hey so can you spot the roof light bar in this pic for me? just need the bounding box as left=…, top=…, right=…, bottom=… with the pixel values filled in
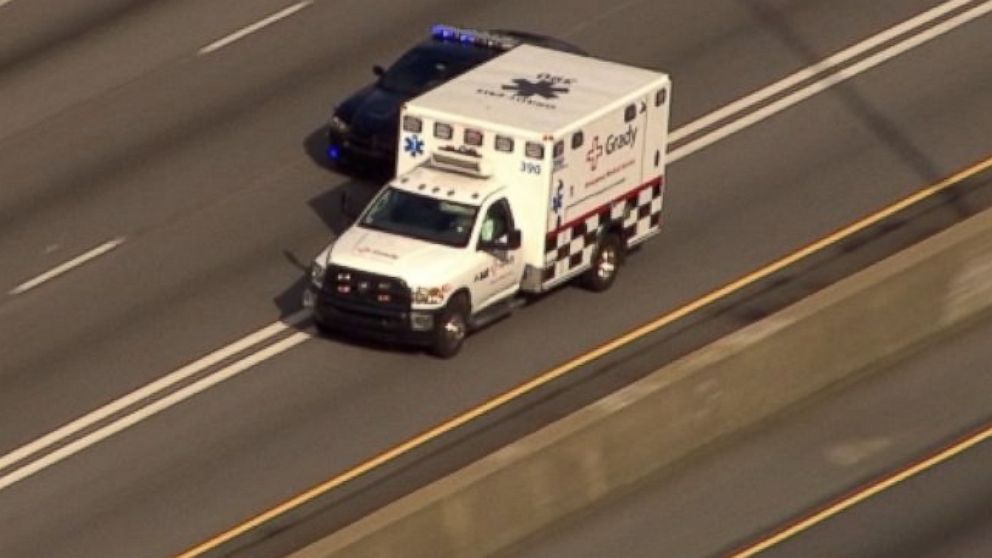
left=430, top=24, right=520, bottom=51
left=431, top=147, right=491, bottom=177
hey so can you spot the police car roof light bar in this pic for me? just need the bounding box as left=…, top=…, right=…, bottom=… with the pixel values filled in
left=430, top=24, right=519, bottom=51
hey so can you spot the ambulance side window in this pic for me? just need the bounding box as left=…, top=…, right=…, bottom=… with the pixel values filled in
left=571, top=131, right=584, bottom=149
left=479, top=199, right=514, bottom=243
left=624, top=104, right=636, bottom=122
left=655, top=88, right=668, bottom=106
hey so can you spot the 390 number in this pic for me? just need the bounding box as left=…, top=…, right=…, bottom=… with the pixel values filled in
left=520, top=162, right=542, bottom=175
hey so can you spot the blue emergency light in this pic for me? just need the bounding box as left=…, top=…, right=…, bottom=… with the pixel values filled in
left=431, top=24, right=456, bottom=40
left=430, top=24, right=519, bottom=51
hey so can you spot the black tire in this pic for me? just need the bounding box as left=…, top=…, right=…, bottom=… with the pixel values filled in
left=580, top=233, right=623, bottom=292
left=431, top=294, right=470, bottom=358
left=313, top=313, right=333, bottom=336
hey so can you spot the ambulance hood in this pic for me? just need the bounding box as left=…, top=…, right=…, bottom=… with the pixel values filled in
left=321, top=226, right=464, bottom=287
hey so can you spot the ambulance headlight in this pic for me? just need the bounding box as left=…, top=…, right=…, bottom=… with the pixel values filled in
left=310, top=262, right=326, bottom=287
left=413, top=286, right=446, bottom=305
left=329, top=115, right=350, bottom=135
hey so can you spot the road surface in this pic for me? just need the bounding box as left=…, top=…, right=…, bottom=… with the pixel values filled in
left=0, top=1, right=990, bottom=556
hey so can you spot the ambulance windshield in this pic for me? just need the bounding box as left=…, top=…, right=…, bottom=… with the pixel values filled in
left=360, top=187, right=478, bottom=248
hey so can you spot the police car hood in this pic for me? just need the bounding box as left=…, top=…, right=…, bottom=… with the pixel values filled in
left=327, top=226, right=462, bottom=286
left=339, top=85, right=404, bottom=140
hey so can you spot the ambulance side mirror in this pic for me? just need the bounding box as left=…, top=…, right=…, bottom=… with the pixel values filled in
left=506, top=229, right=522, bottom=250
left=478, top=229, right=521, bottom=251
left=340, top=190, right=358, bottom=223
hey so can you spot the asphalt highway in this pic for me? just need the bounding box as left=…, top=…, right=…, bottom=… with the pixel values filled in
left=501, top=316, right=992, bottom=558
left=0, top=1, right=990, bottom=557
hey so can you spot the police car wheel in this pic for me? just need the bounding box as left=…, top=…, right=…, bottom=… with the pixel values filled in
left=313, top=314, right=333, bottom=335
left=431, top=294, right=469, bottom=358
left=581, top=234, right=622, bottom=292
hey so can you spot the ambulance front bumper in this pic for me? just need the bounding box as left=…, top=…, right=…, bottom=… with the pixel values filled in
left=304, top=286, right=438, bottom=346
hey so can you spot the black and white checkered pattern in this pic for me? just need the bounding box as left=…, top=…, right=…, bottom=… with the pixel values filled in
left=542, top=177, right=664, bottom=285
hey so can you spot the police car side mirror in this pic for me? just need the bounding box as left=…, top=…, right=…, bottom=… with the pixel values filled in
left=372, top=65, right=385, bottom=77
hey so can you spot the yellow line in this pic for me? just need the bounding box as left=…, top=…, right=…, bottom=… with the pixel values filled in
left=174, top=154, right=992, bottom=558
left=731, top=422, right=992, bottom=557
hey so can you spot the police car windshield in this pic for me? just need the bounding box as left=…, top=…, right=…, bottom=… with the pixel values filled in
left=378, top=46, right=488, bottom=95
left=360, top=187, right=478, bottom=248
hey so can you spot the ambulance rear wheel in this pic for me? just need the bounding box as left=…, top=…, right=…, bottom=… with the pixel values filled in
left=431, top=294, right=469, bottom=358
left=581, top=234, right=622, bottom=292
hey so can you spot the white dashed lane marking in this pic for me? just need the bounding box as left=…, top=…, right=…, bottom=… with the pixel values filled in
left=197, top=1, right=313, bottom=55
left=8, top=237, right=126, bottom=296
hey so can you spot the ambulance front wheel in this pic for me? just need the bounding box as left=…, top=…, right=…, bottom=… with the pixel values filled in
left=431, top=293, right=469, bottom=358
left=581, top=233, right=623, bottom=292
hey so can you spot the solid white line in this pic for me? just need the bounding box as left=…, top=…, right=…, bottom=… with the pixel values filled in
left=0, top=332, right=311, bottom=491
left=669, top=0, right=974, bottom=143
left=198, top=0, right=313, bottom=55
left=8, top=237, right=126, bottom=296
left=668, top=0, right=992, bottom=163
left=0, top=311, right=309, bottom=476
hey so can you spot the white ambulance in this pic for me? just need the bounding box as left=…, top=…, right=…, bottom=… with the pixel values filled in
left=304, top=43, right=671, bottom=357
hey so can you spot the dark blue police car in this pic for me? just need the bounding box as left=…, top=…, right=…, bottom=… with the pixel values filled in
left=326, top=25, right=585, bottom=171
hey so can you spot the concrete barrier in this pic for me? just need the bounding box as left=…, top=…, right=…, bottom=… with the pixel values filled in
left=290, top=207, right=992, bottom=558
